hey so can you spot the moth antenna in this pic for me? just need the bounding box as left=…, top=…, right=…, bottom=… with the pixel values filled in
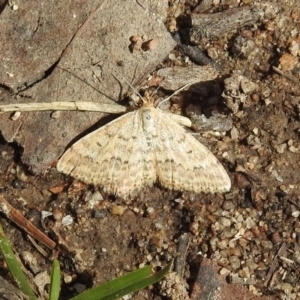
left=113, top=74, right=146, bottom=103
left=57, top=66, right=116, bottom=102
left=149, top=84, right=160, bottom=98
left=157, top=82, right=195, bottom=109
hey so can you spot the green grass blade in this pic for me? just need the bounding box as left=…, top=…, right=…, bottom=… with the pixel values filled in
left=0, top=222, right=38, bottom=300
left=49, top=259, right=61, bottom=300
left=70, top=262, right=172, bottom=300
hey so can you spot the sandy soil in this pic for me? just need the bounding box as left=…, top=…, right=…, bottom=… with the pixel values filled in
left=0, top=0, right=300, bottom=299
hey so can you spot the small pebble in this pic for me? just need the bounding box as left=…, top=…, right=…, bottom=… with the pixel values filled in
left=111, top=205, right=126, bottom=216
left=279, top=53, right=298, bottom=71
left=217, top=239, right=229, bottom=250
left=52, top=208, right=63, bottom=221
left=261, top=240, right=273, bottom=250
left=62, top=215, right=73, bottom=226
left=251, top=93, right=260, bottom=102
left=220, top=217, right=231, bottom=227
left=64, top=275, right=73, bottom=284
left=229, top=255, right=241, bottom=270
left=245, top=217, right=256, bottom=229
left=219, top=267, right=230, bottom=276
left=11, top=111, right=21, bottom=121
left=289, top=145, right=297, bottom=153
left=239, top=267, right=251, bottom=278
left=74, top=283, right=86, bottom=294
left=12, top=178, right=25, bottom=189
left=222, top=201, right=236, bottom=211
left=271, top=231, right=281, bottom=243
left=281, top=283, right=293, bottom=293
left=292, top=211, right=300, bottom=218
left=275, top=143, right=287, bottom=154
left=293, top=251, right=300, bottom=264
left=51, top=111, right=60, bottom=119
left=146, top=207, right=155, bottom=215
left=264, top=98, right=272, bottom=106
left=230, top=126, right=239, bottom=140
left=289, top=40, right=299, bottom=56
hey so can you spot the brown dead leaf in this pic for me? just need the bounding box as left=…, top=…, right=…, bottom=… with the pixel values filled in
left=49, top=184, right=69, bottom=194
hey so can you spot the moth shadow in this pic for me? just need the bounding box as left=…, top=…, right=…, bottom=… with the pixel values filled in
left=63, top=112, right=124, bottom=150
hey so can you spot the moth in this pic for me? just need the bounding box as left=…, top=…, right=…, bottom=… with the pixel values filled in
left=57, top=91, right=231, bottom=198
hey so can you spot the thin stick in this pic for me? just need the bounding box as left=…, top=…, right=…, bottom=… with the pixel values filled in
left=27, top=235, right=49, bottom=258
left=0, top=101, right=127, bottom=114
left=0, top=195, right=56, bottom=250
left=272, top=66, right=300, bottom=85
left=0, top=101, right=192, bottom=127
left=174, top=233, right=189, bottom=277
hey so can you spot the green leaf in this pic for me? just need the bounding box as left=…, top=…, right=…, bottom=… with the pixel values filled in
left=49, top=259, right=61, bottom=300
left=70, top=262, right=172, bottom=300
left=0, top=222, right=38, bottom=300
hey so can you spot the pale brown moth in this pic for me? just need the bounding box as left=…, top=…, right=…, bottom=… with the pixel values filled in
left=57, top=87, right=231, bottom=198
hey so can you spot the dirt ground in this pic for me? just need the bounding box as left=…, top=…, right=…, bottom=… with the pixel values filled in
left=1, top=0, right=300, bottom=299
